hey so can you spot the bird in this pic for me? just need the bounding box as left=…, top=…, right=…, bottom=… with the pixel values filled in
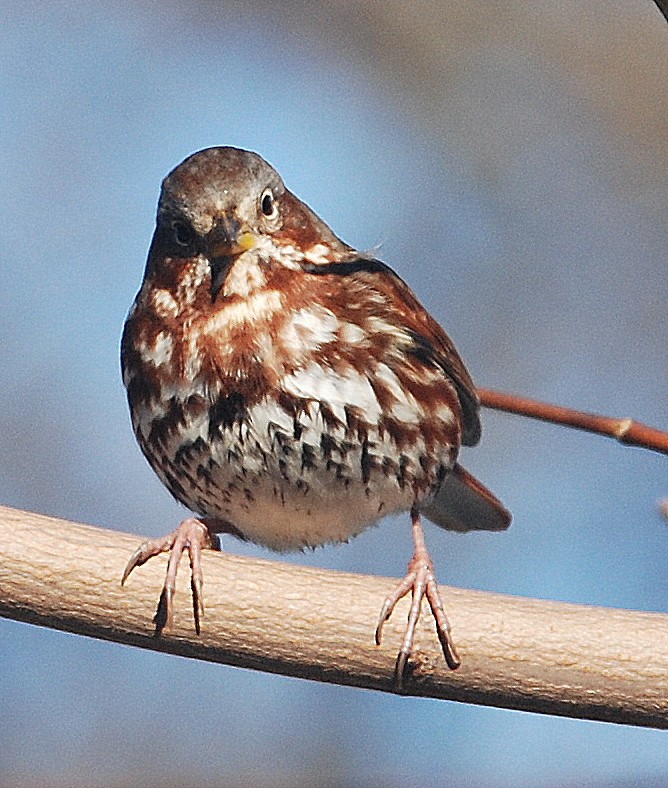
left=120, top=146, right=511, bottom=686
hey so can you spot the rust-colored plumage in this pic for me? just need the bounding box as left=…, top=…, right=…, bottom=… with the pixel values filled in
left=121, top=147, right=510, bottom=685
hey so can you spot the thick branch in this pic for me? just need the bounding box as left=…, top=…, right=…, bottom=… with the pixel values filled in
left=0, top=504, right=666, bottom=728
left=479, top=388, right=668, bottom=456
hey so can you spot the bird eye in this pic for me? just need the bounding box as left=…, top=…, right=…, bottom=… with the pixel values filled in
left=260, top=189, right=278, bottom=219
left=171, top=220, right=196, bottom=248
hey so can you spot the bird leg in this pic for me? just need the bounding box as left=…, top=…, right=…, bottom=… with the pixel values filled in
left=121, top=517, right=220, bottom=635
left=376, top=508, right=460, bottom=688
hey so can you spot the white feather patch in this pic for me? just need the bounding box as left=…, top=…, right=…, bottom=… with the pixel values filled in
left=338, top=322, right=366, bottom=344
left=303, top=243, right=332, bottom=264
left=375, top=363, right=422, bottom=424
left=151, top=288, right=179, bottom=318
left=139, top=331, right=174, bottom=367
left=282, top=363, right=382, bottom=423
left=222, top=254, right=267, bottom=298
left=203, top=290, right=284, bottom=335
left=287, top=305, right=339, bottom=349
left=435, top=403, right=456, bottom=425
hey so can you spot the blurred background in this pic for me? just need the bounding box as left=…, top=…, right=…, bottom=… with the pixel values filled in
left=1, top=1, right=667, bottom=785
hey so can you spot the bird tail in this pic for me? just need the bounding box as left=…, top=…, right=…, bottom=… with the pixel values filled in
left=421, top=464, right=512, bottom=533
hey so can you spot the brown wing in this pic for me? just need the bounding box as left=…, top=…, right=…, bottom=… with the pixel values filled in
left=302, top=258, right=481, bottom=445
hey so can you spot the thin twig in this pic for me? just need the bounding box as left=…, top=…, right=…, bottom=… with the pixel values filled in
left=478, top=388, right=668, bottom=456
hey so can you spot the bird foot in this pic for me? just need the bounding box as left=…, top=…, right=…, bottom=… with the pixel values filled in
left=121, top=518, right=218, bottom=635
left=375, top=513, right=460, bottom=688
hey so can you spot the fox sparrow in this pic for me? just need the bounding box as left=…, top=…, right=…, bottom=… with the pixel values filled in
left=121, top=146, right=511, bottom=686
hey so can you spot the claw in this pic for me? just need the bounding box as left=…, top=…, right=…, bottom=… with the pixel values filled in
left=121, top=550, right=141, bottom=586
left=375, top=572, right=414, bottom=646
left=121, top=533, right=176, bottom=586
left=121, top=518, right=214, bottom=635
left=377, top=510, right=460, bottom=689
left=192, top=576, right=203, bottom=635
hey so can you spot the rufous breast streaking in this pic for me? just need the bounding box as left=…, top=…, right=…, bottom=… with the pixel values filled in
left=121, top=146, right=511, bottom=686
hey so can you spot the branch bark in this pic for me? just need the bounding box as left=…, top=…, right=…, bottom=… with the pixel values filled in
left=0, top=504, right=666, bottom=728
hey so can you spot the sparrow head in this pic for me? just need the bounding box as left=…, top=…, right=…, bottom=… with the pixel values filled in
left=162, top=147, right=284, bottom=243
left=143, top=147, right=348, bottom=303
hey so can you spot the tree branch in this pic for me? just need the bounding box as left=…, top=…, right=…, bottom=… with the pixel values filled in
left=1, top=504, right=666, bottom=728
left=478, top=388, right=668, bottom=456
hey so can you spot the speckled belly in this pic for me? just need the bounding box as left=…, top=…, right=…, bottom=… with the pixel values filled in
left=145, top=395, right=451, bottom=551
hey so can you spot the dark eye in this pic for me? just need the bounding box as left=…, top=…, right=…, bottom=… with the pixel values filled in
left=260, top=189, right=278, bottom=219
left=171, top=220, right=196, bottom=248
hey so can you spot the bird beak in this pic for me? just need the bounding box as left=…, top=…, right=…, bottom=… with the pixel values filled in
left=207, top=220, right=256, bottom=259
left=206, top=217, right=257, bottom=301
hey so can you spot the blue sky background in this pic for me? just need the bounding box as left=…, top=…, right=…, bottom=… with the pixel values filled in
left=0, top=2, right=666, bottom=785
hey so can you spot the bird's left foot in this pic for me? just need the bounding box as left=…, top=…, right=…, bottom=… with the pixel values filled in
left=121, top=517, right=218, bottom=635
left=375, top=510, right=460, bottom=688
